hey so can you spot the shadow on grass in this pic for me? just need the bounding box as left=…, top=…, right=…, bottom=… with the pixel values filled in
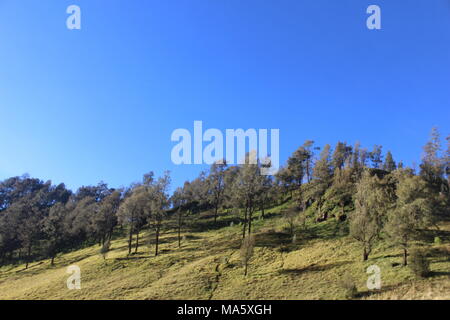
left=115, top=255, right=152, bottom=261
left=14, top=261, right=45, bottom=274
left=430, top=271, right=450, bottom=277
left=420, top=227, right=450, bottom=243
left=187, top=215, right=240, bottom=233
left=357, top=284, right=399, bottom=299
left=279, top=261, right=352, bottom=275
left=381, top=253, right=403, bottom=259
left=427, top=247, right=450, bottom=260
left=303, top=221, right=349, bottom=241
left=254, top=230, right=291, bottom=248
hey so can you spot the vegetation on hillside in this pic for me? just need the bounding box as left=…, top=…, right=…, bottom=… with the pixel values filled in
left=0, top=128, right=449, bottom=300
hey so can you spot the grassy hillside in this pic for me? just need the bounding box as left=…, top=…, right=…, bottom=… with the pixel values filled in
left=0, top=203, right=449, bottom=300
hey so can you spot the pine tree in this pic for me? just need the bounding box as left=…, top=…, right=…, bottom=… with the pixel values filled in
left=286, top=147, right=306, bottom=189
left=370, top=145, right=383, bottom=169
left=420, top=127, right=444, bottom=190
left=332, top=142, right=347, bottom=171
left=331, top=142, right=354, bottom=170
left=383, top=151, right=397, bottom=172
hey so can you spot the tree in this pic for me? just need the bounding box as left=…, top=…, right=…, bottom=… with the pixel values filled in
left=187, top=172, right=210, bottom=214
left=233, top=152, right=264, bottom=238
left=349, top=171, right=385, bottom=261
left=385, top=175, right=432, bottom=266
left=75, top=182, right=110, bottom=202
left=383, top=151, right=397, bottom=172
left=100, top=239, right=111, bottom=260
left=207, top=161, right=227, bottom=223
left=283, top=206, right=298, bottom=241
left=302, top=140, right=316, bottom=183
left=285, top=145, right=307, bottom=189
left=360, top=148, right=369, bottom=168
left=147, top=172, right=171, bottom=256
left=258, top=173, right=275, bottom=219
left=42, top=203, right=68, bottom=265
left=332, top=142, right=352, bottom=171
left=307, top=144, right=333, bottom=220
left=275, top=167, right=294, bottom=196
left=280, top=141, right=315, bottom=190
left=95, top=190, right=121, bottom=245
left=370, top=145, right=383, bottom=169
left=240, top=235, right=255, bottom=276
left=171, top=187, right=189, bottom=248
left=350, top=142, right=368, bottom=180
left=420, top=127, right=444, bottom=191
left=328, top=167, right=354, bottom=220
left=65, top=196, right=97, bottom=244
left=12, top=196, right=44, bottom=269
left=117, top=190, right=145, bottom=255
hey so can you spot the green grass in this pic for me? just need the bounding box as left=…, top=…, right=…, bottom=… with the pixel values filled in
left=1, top=203, right=449, bottom=300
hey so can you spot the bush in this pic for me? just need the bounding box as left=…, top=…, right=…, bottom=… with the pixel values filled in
left=434, top=237, right=442, bottom=245
left=339, top=273, right=358, bottom=299
left=409, top=249, right=430, bottom=278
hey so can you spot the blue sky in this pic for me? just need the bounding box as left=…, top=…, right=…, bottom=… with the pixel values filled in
left=0, top=0, right=449, bottom=192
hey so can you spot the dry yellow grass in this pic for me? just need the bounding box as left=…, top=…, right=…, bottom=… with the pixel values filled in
left=0, top=209, right=449, bottom=300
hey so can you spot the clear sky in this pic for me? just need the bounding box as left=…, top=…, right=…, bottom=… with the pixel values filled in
left=0, top=0, right=449, bottom=192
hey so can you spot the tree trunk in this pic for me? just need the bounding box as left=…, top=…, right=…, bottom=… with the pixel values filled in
left=214, top=206, right=218, bottom=224
left=244, top=263, right=248, bottom=276
left=317, top=197, right=321, bottom=217
left=261, top=205, right=265, bottom=219
left=128, top=229, right=133, bottom=255
left=248, top=211, right=252, bottom=235
left=403, top=248, right=408, bottom=266
left=51, top=256, right=55, bottom=266
left=26, top=244, right=31, bottom=269
left=135, top=231, right=139, bottom=253
left=178, top=213, right=182, bottom=248
left=363, top=247, right=369, bottom=261
left=155, top=226, right=160, bottom=257
left=242, top=208, right=248, bottom=239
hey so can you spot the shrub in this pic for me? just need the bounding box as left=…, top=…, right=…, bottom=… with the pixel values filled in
left=409, top=249, right=430, bottom=278
left=434, top=237, right=442, bottom=245
left=339, top=273, right=358, bottom=299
